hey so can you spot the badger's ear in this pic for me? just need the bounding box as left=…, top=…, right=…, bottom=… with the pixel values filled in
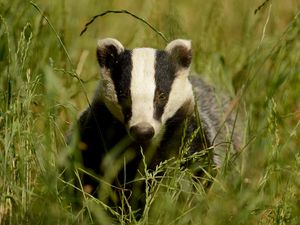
left=165, top=39, right=192, bottom=68
left=97, top=38, right=124, bottom=68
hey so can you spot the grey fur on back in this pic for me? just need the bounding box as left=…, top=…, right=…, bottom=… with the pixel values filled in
left=190, top=75, right=242, bottom=165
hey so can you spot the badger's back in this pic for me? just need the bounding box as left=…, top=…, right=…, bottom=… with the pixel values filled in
left=190, top=76, right=241, bottom=165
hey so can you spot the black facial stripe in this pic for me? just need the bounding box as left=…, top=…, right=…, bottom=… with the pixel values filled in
left=110, top=50, right=133, bottom=123
left=154, top=50, right=176, bottom=121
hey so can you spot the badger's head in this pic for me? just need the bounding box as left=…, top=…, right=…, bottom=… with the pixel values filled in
left=97, top=38, right=194, bottom=143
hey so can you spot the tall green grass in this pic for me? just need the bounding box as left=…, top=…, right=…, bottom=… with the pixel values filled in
left=1, top=0, right=300, bottom=224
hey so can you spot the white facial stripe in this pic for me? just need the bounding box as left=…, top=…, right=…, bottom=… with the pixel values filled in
left=162, top=69, right=194, bottom=123
left=129, top=48, right=161, bottom=134
left=100, top=68, right=124, bottom=122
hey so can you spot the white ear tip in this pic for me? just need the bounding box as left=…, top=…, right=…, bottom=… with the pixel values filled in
left=165, top=39, right=191, bottom=52
left=97, top=38, right=124, bottom=53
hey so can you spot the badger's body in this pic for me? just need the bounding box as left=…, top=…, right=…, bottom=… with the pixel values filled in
left=73, top=38, right=241, bottom=208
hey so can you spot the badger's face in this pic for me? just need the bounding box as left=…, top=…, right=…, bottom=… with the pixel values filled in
left=97, top=38, right=194, bottom=143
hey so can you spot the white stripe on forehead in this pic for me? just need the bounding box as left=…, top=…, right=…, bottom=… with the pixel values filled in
left=129, top=48, right=160, bottom=134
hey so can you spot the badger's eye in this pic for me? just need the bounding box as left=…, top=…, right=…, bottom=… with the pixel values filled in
left=159, top=92, right=167, bottom=101
left=124, top=113, right=131, bottom=120
left=119, top=93, right=126, bottom=98
left=118, top=90, right=128, bottom=99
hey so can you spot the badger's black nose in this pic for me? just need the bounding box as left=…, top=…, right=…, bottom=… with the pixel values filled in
left=129, top=122, right=155, bottom=142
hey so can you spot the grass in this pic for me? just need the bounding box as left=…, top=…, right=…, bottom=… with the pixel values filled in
left=1, top=0, right=300, bottom=224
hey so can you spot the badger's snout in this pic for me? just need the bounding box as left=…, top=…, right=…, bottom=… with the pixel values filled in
left=129, top=122, right=155, bottom=142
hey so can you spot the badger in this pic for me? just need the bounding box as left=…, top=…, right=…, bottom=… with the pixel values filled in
left=72, top=38, right=241, bottom=209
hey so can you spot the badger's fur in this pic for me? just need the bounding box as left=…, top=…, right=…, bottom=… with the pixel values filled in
left=73, top=38, right=241, bottom=207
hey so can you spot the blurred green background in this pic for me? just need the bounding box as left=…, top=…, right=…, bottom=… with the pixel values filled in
left=0, top=0, right=300, bottom=224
